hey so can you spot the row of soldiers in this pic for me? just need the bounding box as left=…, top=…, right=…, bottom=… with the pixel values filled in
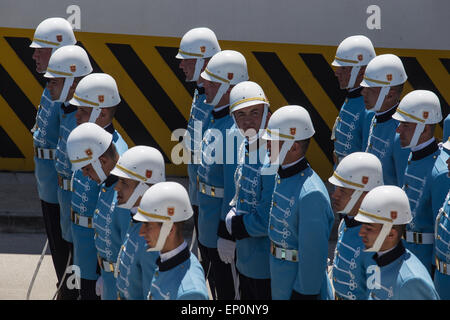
left=30, top=17, right=449, bottom=300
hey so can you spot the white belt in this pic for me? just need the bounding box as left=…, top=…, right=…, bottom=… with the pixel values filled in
left=404, top=231, right=434, bottom=245
left=98, top=255, right=115, bottom=273
left=34, top=147, right=56, bottom=160
left=197, top=176, right=224, bottom=198
left=436, top=257, right=450, bottom=276
left=270, top=241, right=298, bottom=262
left=71, top=210, right=94, bottom=229
left=58, top=175, right=72, bottom=191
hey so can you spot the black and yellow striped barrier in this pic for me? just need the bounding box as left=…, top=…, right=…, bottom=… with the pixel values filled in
left=1, top=27, right=449, bottom=179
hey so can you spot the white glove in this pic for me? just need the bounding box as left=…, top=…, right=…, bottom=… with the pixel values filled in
left=225, top=207, right=236, bottom=235
left=95, top=276, right=103, bottom=297
left=217, top=237, right=236, bottom=264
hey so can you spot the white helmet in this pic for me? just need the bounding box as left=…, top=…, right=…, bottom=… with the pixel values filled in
left=361, top=54, right=407, bottom=112
left=355, top=185, right=412, bottom=252
left=393, top=90, right=443, bottom=148
left=67, top=122, right=113, bottom=184
left=30, top=17, right=76, bottom=50
left=44, top=45, right=93, bottom=102
left=69, top=73, right=120, bottom=123
left=229, top=81, right=270, bottom=142
left=134, top=182, right=193, bottom=252
left=332, top=35, right=376, bottom=88
left=110, top=146, right=166, bottom=209
left=200, top=50, right=249, bottom=106
left=262, top=105, right=314, bottom=173
left=328, top=152, right=384, bottom=214
left=176, top=27, right=221, bottom=82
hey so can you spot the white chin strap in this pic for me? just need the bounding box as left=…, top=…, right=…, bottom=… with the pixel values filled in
left=369, top=86, right=390, bottom=112
left=88, top=107, right=102, bottom=123
left=190, top=58, right=205, bottom=82
left=403, top=123, right=426, bottom=149
left=209, top=83, right=230, bottom=106
left=55, top=77, right=74, bottom=102
left=146, top=221, right=174, bottom=252
left=364, top=222, right=393, bottom=252
left=117, top=182, right=149, bottom=209
left=338, top=190, right=363, bottom=214
left=346, top=66, right=361, bottom=89
left=92, top=159, right=108, bottom=184
left=261, top=139, right=294, bottom=176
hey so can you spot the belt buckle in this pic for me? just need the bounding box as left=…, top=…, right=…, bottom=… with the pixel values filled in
left=280, top=248, right=286, bottom=260
left=211, top=186, right=215, bottom=197
left=109, top=262, right=114, bottom=273
left=201, top=183, right=206, bottom=194
left=88, top=217, right=92, bottom=229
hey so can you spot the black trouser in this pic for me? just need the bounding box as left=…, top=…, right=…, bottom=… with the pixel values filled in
left=238, top=272, right=271, bottom=300
left=56, top=242, right=79, bottom=300
left=79, top=278, right=100, bottom=300
left=193, top=205, right=199, bottom=243
left=198, top=242, right=236, bottom=300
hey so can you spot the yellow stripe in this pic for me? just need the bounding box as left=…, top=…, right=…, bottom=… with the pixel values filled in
left=333, top=172, right=364, bottom=188
left=178, top=49, right=203, bottom=58
left=70, top=156, right=92, bottom=163
left=137, top=208, right=171, bottom=221
left=395, top=108, right=425, bottom=123
left=230, top=97, right=269, bottom=111
left=363, top=76, right=390, bottom=86
left=33, top=38, right=60, bottom=46
left=358, top=209, right=393, bottom=223
left=115, top=164, right=147, bottom=181
left=204, top=68, right=230, bottom=84
left=73, top=94, right=100, bottom=106
left=266, top=129, right=295, bottom=140
left=334, top=56, right=358, bottom=64
left=46, top=68, right=73, bottom=77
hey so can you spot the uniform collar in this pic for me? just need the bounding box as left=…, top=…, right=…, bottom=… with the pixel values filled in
left=104, top=174, right=118, bottom=188
left=278, top=157, right=309, bottom=179
left=343, top=215, right=361, bottom=228
left=375, top=104, right=398, bottom=123
left=347, top=87, right=363, bottom=99
left=212, top=105, right=230, bottom=119
left=104, top=123, right=115, bottom=134
left=156, top=243, right=190, bottom=272
left=61, top=102, right=77, bottom=114
left=372, top=241, right=405, bottom=267
left=411, top=139, right=439, bottom=161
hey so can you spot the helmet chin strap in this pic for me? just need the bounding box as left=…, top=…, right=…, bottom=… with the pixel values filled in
left=346, top=66, right=361, bottom=89
left=403, top=123, right=425, bottom=149
left=117, top=182, right=149, bottom=209
left=364, top=222, right=393, bottom=252
left=261, top=139, right=294, bottom=176
left=55, top=77, right=74, bottom=102
left=88, top=107, right=102, bottom=123
left=146, top=221, right=174, bottom=252
left=338, top=190, right=363, bottom=214
left=209, top=83, right=230, bottom=106
left=369, top=86, right=390, bottom=112
left=92, top=159, right=108, bottom=185
left=191, top=58, right=205, bottom=82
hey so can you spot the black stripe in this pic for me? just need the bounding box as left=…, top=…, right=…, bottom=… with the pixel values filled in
left=440, top=58, right=450, bottom=75
left=252, top=51, right=333, bottom=163
left=75, top=43, right=170, bottom=162
left=299, top=53, right=346, bottom=111
left=4, top=36, right=47, bottom=88
left=400, top=56, right=449, bottom=121
left=106, top=43, right=187, bottom=132
left=0, top=126, right=24, bottom=158
left=155, top=46, right=196, bottom=98
left=0, top=64, right=37, bottom=130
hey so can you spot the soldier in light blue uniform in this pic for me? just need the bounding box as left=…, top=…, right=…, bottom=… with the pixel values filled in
left=433, top=139, right=450, bottom=299
left=361, top=54, right=410, bottom=187
left=135, top=182, right=209, bottom=300
left=356, top=185, right=439, bottom=300
left=331, top=35, right=376, bottom=164
left=220, top=81, right=274, bottom=299
left=110, top=146, right=166, bottom=300
left=29, top=18, right=77, bottom=298
left=393, top=90, right=448, bottom=275
left=68, top=73, right=128, bottom=299
left=262, top=105, right=334, bottom=300
left=328, top=152, right=384, bottom=300
left=176, top=28, right=220, bottom=243
left=196, top=50, right=249, bottom=300
left=67, top=122, right=129, bottom=300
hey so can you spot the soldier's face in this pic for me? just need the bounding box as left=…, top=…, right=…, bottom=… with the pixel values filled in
left=396, top=122, right=417, bottom=147
left=46, top=77, right=65, bottom=101
left=139, top=221, right=163, bottom=248
left=334, top=66, right=352, bottom=89
left=115, top=177, right=139, bottom=206
left=233, top=104, right=265, bottom=137
left=81, top=163, right=100, bottom=183
left=32, top=48, right=52, bottom=73
left=331, top=186, right=354, bottom=212
left=179, top=58, right=196, bottom=82
left=201, top=78, right=221, bottom=104
left=359, top=222, right=383, bottom=249
left=361, top=86, right=381, bottom=110
left=76, top=106, right=92, bottom=125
